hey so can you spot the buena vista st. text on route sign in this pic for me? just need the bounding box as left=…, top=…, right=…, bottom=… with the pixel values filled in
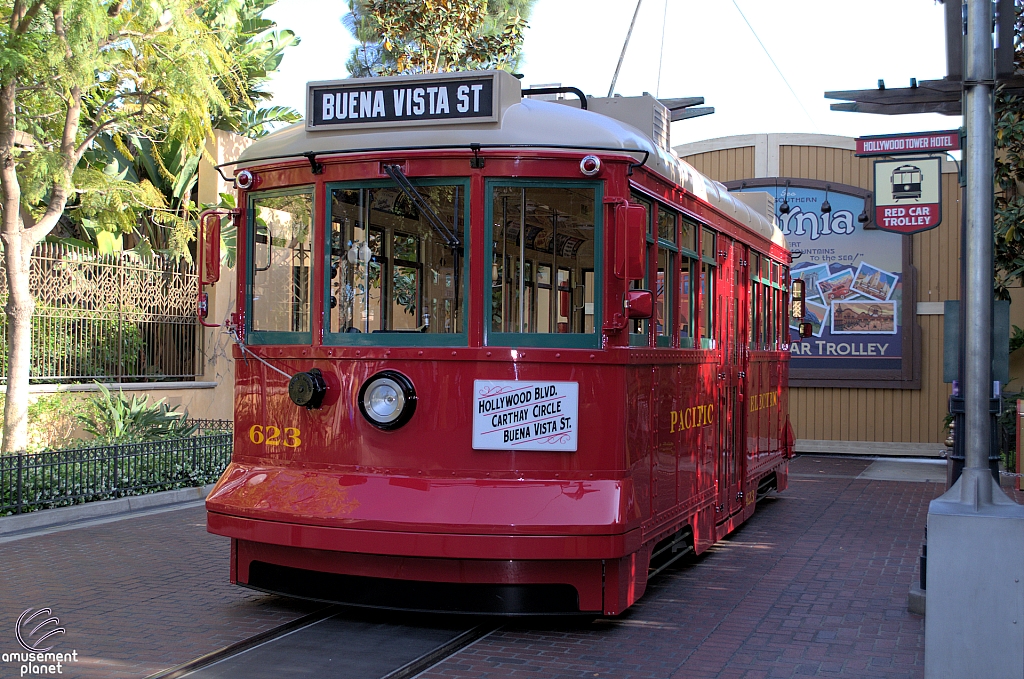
left=308, top=72, right=498, bottom=131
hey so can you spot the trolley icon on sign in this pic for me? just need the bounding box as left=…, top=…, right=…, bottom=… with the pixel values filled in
left=890, top=164, right=923, bottom=201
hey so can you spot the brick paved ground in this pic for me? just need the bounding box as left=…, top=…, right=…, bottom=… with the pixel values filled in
left=423, top=456, right=936, bottom=679
left=0, top=505, right=320, bottom=679
left=0, top=457, right=1010, bottom=679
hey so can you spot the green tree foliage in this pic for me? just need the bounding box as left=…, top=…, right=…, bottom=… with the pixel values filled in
left=343, top=0, right=534, bottom=77
left=993, top=1, right=1024, bottom=298
left=0, top=0, right=240, bottom=453
left=200, top=0, right=302, bottom=137
left=64, top=0, right=302, bottom=258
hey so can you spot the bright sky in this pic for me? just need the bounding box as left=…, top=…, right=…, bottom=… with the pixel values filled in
left=263, top=0, right=959, bottom=146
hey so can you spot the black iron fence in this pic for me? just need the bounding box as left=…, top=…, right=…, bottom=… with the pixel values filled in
left=0, top=420, right=233, bottom=515
left=0, top=242, right=201, bottom=383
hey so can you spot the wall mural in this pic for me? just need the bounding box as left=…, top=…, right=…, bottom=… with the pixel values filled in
left=730, top=179, right=919, bottom=388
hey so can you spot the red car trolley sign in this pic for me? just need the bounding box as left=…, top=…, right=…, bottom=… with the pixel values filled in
left=873, top=157, right=942, bottom=234
left=473, top=381, right=579, bottom=451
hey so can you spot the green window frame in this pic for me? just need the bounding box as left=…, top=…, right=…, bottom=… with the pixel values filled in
left=484, top=178, right=603, bottom=349
left=245, top=186, right=315, bottom=345
left=656, top=204, right=677, bottom=348
left=323, top=177, right=471, bottom=347
left=699, top=227, right=717, bottom=349
left=678, top=218, right=698, bottom=349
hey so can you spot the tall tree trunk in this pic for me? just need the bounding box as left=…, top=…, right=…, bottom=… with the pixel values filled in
left=2, top=236, right=32, bottom=453
left=0, top=77, right=30, bottom=454
left=0, top=35, right=79, bottom=452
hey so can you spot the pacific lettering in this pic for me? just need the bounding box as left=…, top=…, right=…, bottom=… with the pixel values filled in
left=669, top=403, right=716, bottom=434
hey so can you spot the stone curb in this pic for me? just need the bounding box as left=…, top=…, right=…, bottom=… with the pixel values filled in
left=0, top=483, right=216, bottom=536
left=908, top=584, right=926, bottom=615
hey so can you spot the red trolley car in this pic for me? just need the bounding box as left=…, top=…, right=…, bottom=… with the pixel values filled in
left=204, top=70, right=793, bottom=616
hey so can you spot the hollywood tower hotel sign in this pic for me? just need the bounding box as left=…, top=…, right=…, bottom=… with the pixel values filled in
left=730, top=179, right=919, bottom=388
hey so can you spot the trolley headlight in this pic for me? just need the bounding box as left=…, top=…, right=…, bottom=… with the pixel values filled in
left=358, top=371, right=416, bottom=430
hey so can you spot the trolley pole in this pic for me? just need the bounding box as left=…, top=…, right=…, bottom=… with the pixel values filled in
left=924, top=2, right=1024, bottom=676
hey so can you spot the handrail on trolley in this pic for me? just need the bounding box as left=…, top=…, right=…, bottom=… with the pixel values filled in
left=520, top=86, right=588, bottom=109
left=213, top=144, right=651, bottom=183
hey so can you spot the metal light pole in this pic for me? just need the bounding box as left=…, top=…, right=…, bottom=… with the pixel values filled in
left=960, top=0, right=994, bottom=500
left=924, top=3, right=1024, bottom=677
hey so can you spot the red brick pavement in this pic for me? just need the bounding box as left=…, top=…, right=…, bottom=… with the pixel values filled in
left=0, top=505, right=319, bottom=679
left=422, top=456, right=937, bottom=679
left=0, top=457, right=1006, bottom=679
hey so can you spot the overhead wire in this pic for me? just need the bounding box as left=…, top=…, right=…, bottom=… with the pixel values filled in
left=656, top=0, right=668, bottom=98
left=730, top=0, right=820, bottom=132
left=608, top=0, right=644, bottom=97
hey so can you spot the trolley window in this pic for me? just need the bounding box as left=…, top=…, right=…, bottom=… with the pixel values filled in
left=678, top=218, right=698, bottom=348
left=628, top=193, right=653, bottom=345
left=246, top=188, right=314, bottom=344
left=700, top=227, right=716, bottom=348
left=656, top=205, right=677, bottom=347
left=486, top=180, right=601, bottom=348
left=326, top=179, right=468, bottom=345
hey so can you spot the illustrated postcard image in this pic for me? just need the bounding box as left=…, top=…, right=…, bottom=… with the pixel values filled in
left=851, top=262, right=898, bottom=301
left=830, top=300, right=898, bottom=335
left=816, top=269, right=856, bottom=303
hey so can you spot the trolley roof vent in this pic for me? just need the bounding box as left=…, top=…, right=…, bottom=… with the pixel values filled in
left=731, top=191, right=777, bottom=228
left=579, top=94, right=672, bottom=151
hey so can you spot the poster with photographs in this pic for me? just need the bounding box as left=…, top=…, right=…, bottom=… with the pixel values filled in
left=733, top=184, right=906, bottom=374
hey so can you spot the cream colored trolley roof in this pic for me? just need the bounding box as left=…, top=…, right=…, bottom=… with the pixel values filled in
left=237, top=72, right=785, bottom=249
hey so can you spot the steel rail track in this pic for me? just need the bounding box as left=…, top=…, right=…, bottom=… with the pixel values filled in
left=143, top=606, right=495, bottom=679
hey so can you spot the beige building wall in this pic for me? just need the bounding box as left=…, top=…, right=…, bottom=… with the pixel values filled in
left=676, top=133, right=996, bottom=456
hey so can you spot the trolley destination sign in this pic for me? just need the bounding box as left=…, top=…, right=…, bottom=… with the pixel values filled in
left=855, top=130, right=960, bottom=157
left=873, top=157, right=942, bottom=234
left=473, top=381, right=579, bottom=451
left=307, top=72, right=497, bottom=130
